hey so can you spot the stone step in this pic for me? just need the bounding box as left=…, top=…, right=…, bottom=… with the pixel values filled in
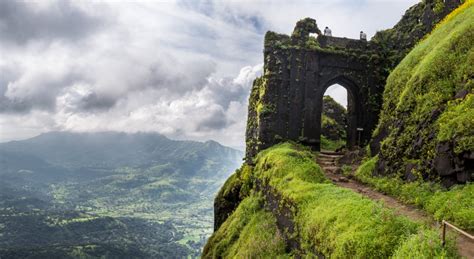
left=320, top=150, right=343, bottom=156
left=318, top=159, right=337, bottom=163
left=318, top=154, right=339, bottom=158
left=318, top=162, right=336, bottom=167
left=317, top=158, right=336, bottom=162
left=322, top=166, right=341, bottom=171
left=317, top=158, right=337, bottom=162
left=318, top=157, right=341, bottom=162
left=318, top=154, right=343, bottom=159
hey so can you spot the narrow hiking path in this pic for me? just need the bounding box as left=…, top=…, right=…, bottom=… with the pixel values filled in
left=316, top=151, right=474, bottom=258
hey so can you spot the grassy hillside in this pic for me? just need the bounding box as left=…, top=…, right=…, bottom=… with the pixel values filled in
left=372, top=1, right=473, bottom=185
left=203, top=143, right=457, bottom=258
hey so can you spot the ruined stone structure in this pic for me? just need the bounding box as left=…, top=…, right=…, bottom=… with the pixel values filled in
left=245, top=18, right=385, bottom=160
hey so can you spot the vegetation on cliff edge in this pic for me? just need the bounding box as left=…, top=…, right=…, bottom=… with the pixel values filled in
left=373, top=1, right=474, bottom=180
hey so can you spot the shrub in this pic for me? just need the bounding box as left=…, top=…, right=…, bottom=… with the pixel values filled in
left=393, top=229, right=457, bottom=259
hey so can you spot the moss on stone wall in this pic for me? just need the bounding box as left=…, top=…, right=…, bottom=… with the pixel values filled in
left=245, top=75, right=269, bottom=161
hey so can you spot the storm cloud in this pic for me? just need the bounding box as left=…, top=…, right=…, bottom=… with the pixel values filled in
left=0, top=0, right=418, bottom=148
left=0, top=0, right=104, bottom=45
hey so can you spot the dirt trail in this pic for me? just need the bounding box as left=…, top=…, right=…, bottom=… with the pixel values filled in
left=316, top=151, right=474, bottom=258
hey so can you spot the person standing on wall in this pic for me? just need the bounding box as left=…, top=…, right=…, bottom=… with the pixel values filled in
left=324, top=26, right=332, bottom=36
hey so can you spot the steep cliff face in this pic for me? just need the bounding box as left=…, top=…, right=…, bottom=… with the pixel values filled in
left=371, top=1, right=474, bottom=186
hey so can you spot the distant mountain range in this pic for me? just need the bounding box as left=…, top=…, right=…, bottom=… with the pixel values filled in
left=0, top=131, right=242, bottom=258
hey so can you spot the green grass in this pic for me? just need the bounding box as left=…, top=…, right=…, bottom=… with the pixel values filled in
left=202, top=195, right=288, bottom=258
left=355, top=156, right=474, bottom=231
left=207, top=143, right=457, bottom=258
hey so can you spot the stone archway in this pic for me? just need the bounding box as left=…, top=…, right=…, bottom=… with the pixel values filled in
left=245, top=18, right=385, bottom=159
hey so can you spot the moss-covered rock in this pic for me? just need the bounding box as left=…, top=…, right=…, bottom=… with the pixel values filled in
left=291, top=17, right=321, bottom=45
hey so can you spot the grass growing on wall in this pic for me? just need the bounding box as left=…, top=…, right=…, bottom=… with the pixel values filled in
left=355, top=156, right=474, bottom=231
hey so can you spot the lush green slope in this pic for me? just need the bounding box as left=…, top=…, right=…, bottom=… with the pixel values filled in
left=371, top=1, right=474, bottom=185
left=204, top=143, right=456, bottom=258
left=0, top=132, right=242, bottom=258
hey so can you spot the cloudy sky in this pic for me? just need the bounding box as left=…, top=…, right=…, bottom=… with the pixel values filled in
left=0, top=0, right=418, bottom=149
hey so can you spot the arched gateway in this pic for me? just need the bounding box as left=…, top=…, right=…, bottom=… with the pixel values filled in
left=245, top=18, right=386, bottom=159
